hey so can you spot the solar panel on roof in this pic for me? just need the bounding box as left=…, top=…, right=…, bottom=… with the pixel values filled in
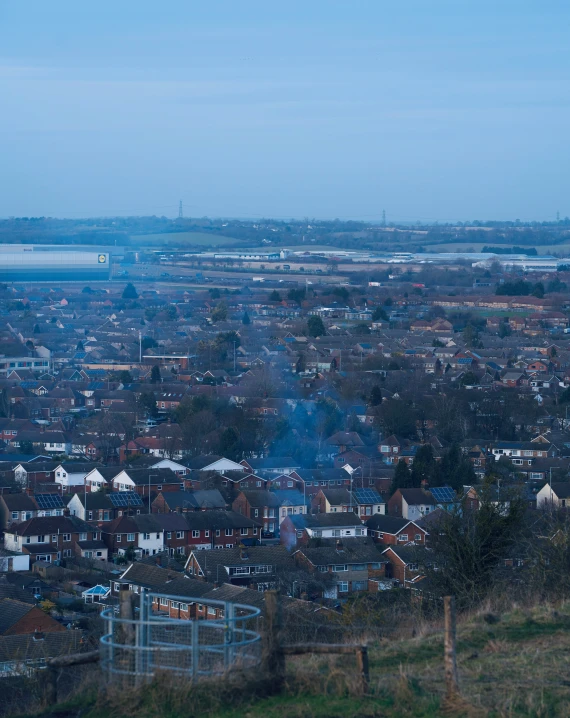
left=108, top=492, right=143, bottom=507
left=353, top=489, right=382, bottom=504
left=35, top=494, right=65, bottom=509
left=430, top=486, right=456, bottom=503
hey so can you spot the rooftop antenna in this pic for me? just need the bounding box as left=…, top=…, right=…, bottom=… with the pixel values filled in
left=178, top=200, right=183, bottom=219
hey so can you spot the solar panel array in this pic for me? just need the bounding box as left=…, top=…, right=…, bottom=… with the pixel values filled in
left=35, top=494, right=65, bottom=509
left=108, top=492, right=143, bottom=507
left=430, top=486, right=456, bottom=503
left=353, top=488, right=382, bottom=504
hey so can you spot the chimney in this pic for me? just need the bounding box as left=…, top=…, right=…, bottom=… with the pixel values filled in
left=33, top=629, right=45, bottom=642
left=239, top=543, right=248, bottom=561
left=336, top=539, right=344, bottom=553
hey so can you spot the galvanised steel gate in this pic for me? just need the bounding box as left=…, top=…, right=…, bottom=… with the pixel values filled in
left=100, top=588, right=262, bottom=686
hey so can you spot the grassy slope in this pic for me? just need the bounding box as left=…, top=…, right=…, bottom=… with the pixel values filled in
left=22, top=603, right=570, bottom=718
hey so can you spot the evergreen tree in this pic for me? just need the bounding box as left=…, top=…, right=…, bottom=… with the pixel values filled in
left=390, top=459, right=412, bottom=495
left=122, top=283, right=138, bottom=299
left=372, top=306, right=388, bottom=322
left=410, top=444, right=438, bottom=487
left=150, top=365, right=161, bottom=383
left=307, top=315, right=326, bottom=337
left=242, top=311, right=251, bottom=325
left=370, top=385, right=382, bottom=406
left=269, top=290, right=282, bottom=301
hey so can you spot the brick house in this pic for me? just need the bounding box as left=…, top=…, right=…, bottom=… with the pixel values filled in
left=387, top=488, right=436, bottom=520
left=185, top=510, right=261, bottom=550
left=0, top=598, right=66, bottom=636
left=232, top=491, right=281, bottom=537
left=4, top=515, right=105, bottom=564
left=365, top=515, right=427, bottom=546
left=293, top=542, right=386, bottom=598
left=280, top=512, right=367, bottom=551
left=151, top=489, right=226, bottom=514
left=381, top=546, right=425, bottom=587
left=185, top=545, right=294, bottom=591
left=0, top=493, right=38, bottom=530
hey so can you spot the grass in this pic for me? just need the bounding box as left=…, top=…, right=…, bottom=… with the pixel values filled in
left=130, top=232, right=243, bottom=247
left=16, top=602, right=570, bottom=718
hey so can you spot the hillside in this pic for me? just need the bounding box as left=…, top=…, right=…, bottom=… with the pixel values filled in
left=19, top=601, right=570, bottom=718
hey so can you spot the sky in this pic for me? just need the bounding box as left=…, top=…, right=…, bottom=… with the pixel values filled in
left=0, top=0, right=569, bottom=222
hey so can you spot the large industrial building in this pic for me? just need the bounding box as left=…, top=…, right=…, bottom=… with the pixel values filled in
left=0, top=249, right=111, bottom=281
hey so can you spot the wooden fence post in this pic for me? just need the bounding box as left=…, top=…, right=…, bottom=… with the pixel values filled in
left=355, top=646, right=369, bottom=694
left=443, top=595, right=459, bottom=697
left=262, top=590, right=284, bottom=693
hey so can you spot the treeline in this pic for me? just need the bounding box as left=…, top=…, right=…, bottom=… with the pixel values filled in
left=482, top=246, right=537, bottom=255
left=495, top=276, right=566, bottom=296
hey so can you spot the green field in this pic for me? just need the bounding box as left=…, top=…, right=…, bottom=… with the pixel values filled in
left=130, top=232, right=243, bottom=247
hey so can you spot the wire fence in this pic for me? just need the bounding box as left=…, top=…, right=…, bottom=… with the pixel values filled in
left=100, top=588, right=262, bottom=688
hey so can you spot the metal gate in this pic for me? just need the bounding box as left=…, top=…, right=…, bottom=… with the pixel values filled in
left=100, top=588, right=262, bottom=686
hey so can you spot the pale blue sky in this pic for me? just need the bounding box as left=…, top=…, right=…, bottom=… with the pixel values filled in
left=1, top=1, right=569, bottom=221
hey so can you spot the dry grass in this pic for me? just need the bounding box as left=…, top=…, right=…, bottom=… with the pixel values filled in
left=14, top=601, right=570, bottom=718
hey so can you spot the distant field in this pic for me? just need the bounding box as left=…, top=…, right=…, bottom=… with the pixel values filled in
left=424, top=241, right=570, bottom=254
left=130, top=232, right=243, bottom=247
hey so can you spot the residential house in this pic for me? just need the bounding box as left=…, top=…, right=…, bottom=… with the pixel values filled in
left=366, top=515, right=427, bottom=546
left=387, top=488, right=436, bottom=520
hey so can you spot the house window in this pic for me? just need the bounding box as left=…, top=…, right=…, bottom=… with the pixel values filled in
left=170, top=601, right=179, bottom=609
left=241, top=528, right=248, bottom=535
left=225, top=529, right=233, bottom=536
left=253, top=528, right=258, bottom=535
left=398, top=534, right=408, bottom=542
left=37, top=535, right=46, bottom=543
left=160, top=598, right=168, bottom=606
left=176, top=531, right=184, bottom=539
left=351, top=564, right=366, bottom=571
left=215, top=529, right=221, bottom=537
left=88, top=511, right=93, bottom=520
left=11, top=511, right=18, bottom=520
left=180, top=603, right=188, bottom=611
left=63, top=533, right=71, bottom=542
left=79, top=532, right=87, bottom=541
left=256, top=481, right=262, bottom=487
left=338, top=581, right=349, bottom=592
left=226, top=543, right=233, bottom=548
left=143, top=533, right=150, bottom=540
left=167, top=532, right=172, bottom=539
left=205, top=530, right=210, bottom=537
left=156, top=533, right=160, bottom=539
left=116, top=535, right=122, bottom=542
left=254, top=509, right=259, bottom=518
left=63, top=549, right=72, bottom=558
left=287, top=480, right=293, bottom=487
left=415, top=534, right=422, bottom=542
left=333, top=565, right=348, bottom=572
left=127, top=533, right=135, bottom=541
left=192, top=530, right=200, bottom=538
left=208, top=606, right=216, bottom=615
left=407, top=563, right=419, bottom=571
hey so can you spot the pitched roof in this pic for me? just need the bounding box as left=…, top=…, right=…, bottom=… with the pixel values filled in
left=365, top=514, right=424, bottom=534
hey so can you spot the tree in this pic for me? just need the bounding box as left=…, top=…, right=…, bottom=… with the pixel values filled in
left=498, top=321, right=511, bottom=338
left=141, top=336, right=158, bottom=351
left=33, top=324, right=40, bottom=334
left=372, top=306, right=388, bottom=322
left=390, top=459, right=412, bottom=495
left=410, top=444, right=438, bottom=487
left=370, top=385, right=382, bottom=406
left=460, top=371, right=479, bottom=386
left=437, top=443, right=476, bottom=492
left=137, top=391, right=158, bottom=418
left=122, top=283, right=138, bottom=299
left=269, top=290, right=282, bottom=302
left=242, top=311, right=251, bottom=325
left=211, top=301, right=228, bottom=323
left=118, top=370, right=133, bottom=384
left=287, top=288, right=306, bottom=305
left=532, top=282, right=545, bottom=299
left=150, top=365, right=161, bottom=383
left=307, top=315, right=326, bottom=337
left=76, top=341, right=84, bottom=351
left=383, top=297, right=393, bottom=306
left=421, top=492, right=526, bottom=608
